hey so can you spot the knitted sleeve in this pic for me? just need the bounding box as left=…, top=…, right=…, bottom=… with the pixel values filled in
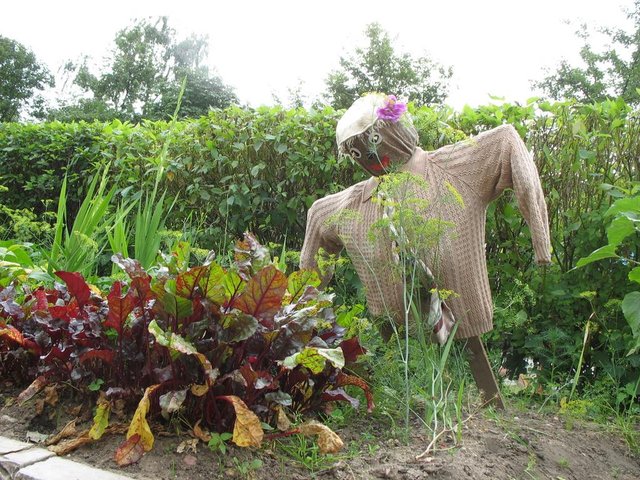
left=299, top=198, right=344, bottom=286
left=432, top=125, right=551, bottom=265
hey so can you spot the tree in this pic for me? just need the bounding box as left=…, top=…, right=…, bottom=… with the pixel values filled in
left=51, top=17, right=237, bottom=121
left=535, top=1, right=640, bottom=104
left=0, top=36, right=54, bottom=122
left=323, top=23, right=452, bottom=109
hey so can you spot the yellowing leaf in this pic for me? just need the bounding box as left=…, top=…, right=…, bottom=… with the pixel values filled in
left=298, top=421, right=344, bottom=454
left=219, top=395, right=263, bottom=448
left=190, top=383, right=209, bottom=397
left=275, top=406, right=292, bottom=431
left=287, top=269, right=321, bottom=301
left=282, top=347, right=345, bottom=374
left=89, top=400, right=111, bottom=440
left=126, top=384, right=159, bottom=452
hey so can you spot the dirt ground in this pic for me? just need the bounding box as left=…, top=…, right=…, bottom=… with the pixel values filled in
left=1, top=383, right=638, bottom=480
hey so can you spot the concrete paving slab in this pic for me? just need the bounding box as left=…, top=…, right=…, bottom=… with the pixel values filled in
left=0, top=447, right=54, bottom=477
left=0, top=438, right=31, bottom=455
left=15, top=456, right=134, bottom=480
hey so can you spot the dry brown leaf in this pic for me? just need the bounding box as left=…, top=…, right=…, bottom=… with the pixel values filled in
left=298, top=421, right=344, bottom=454
left=219, top=395, right=263, bottom=448
left=193, top=420, right=211, bottom=442
left=43, top=385, right=59, bottom=407
left=17, top=375, right=47, bottom=405
left=112, top=399, right=126, bottom=419
left=275, top=405, right=292, bottom=431
left=176, top=438, right=198, bottom=454
left=45, top=419, right=77, bottom=446
left=66, top=404, right=83, bottom=417
left=105, top=423, right=129, bottom=434
left=34, top=398, right=45, bottom=415
left=48, top=431, right=92, bottom=455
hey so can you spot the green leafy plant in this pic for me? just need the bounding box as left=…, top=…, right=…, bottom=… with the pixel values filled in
left=575, top=184, right=640, bottom=356
left=0, top=233, right=372, bottom=466
left=49, top=165, right=115, bottom=276
left=207, top=432, right=232, bottom=455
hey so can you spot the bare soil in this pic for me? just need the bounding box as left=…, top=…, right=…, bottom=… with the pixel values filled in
left=1, top=383, right=638, bottom=480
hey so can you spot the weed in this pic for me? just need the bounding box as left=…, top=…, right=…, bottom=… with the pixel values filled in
left=524, top=452, right=538, bottom=479
left=208, top=432, right=233, bottom=455
left=232, top=457, right=263, bottom=479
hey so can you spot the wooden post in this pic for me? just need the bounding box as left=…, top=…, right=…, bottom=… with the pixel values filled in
left=464, top=335, right=505, bottom=409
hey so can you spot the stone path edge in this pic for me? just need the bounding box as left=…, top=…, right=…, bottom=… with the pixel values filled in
left=0, top=436, right=134, bottom=480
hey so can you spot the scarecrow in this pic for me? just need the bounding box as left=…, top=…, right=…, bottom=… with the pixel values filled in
left=300, top=93, right=551, bottom=408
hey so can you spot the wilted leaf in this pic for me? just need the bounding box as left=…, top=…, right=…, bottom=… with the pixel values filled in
left=48, top=432, right=92, bottom=455
left=218, top=395, right=263, bottom=447
left=298, top=421, right=343, bottom=454
left=55, top=271, right=91, bottom=307
left=275, top=406, right=292, bottom=431
left=18, top=375, right=47, bottom=405
left=193, top=420, right=211, bottom=442
left=34, top=398, right=45, bottom=415
left=190, top=384, right=209, bottom=397
left=43, top=385, right=59, bottom=407
left=89, top=400, right=111, bottom=440
left=159, top=389, right=187, bottom=418
left=176, top=438, right=198, bottom=454
left=234, top=265, right=287, bottom=323
left=126, top=384, right=159, bottom=452
left=114, top=433, right=145, bottom=466
left=46, top=420, right=78, bottom=446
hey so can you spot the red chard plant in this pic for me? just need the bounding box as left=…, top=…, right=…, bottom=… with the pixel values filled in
left=0, top=233, right=372, bottom=465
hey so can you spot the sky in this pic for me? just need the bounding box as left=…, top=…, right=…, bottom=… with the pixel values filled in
left=1, top=0, right=634, bottom=110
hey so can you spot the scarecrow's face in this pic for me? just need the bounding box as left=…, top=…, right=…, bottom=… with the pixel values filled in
left=343, top=120, right=417, bottom=176
left=345, top=127, right=393, bottom=176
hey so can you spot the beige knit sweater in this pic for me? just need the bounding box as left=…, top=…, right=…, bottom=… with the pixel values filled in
left=300, top=125, right=551, bottom=339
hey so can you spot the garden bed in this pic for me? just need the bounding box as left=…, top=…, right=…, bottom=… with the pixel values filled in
left=1, top=383, right=638, bottom=480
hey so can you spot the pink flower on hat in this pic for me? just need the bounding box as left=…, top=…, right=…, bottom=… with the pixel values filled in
left=376, top=95, right=407, bottom=122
